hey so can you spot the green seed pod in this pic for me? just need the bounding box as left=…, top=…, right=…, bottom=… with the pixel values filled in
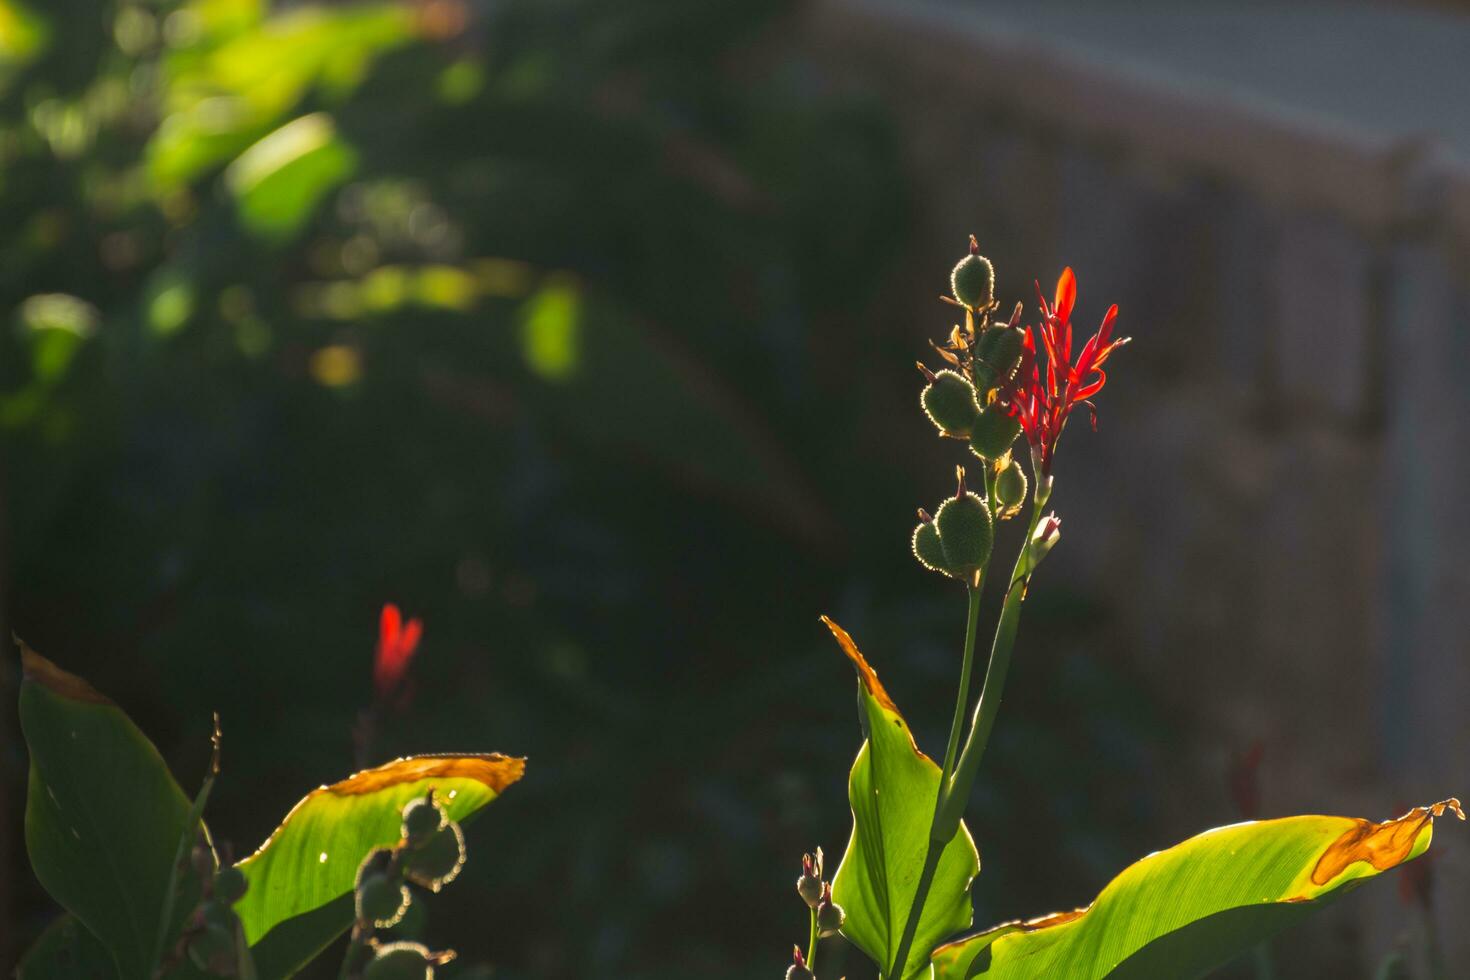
left=186, top=922, right=235, bottom=974
left=969, top=403, right=1021, bottom=460
left=213, top=867, right=248, bottom=904
left=401, top=796, right=445, bottom=845
left=404, top=822, right=466, bottom=892
left=364, top=942, right=436, bottom=980
left=951, top=243, right=995, bottom=310
left=935, top=491, right=993, bottom=575
left=974, top=324, right=1023, bottom=386
left=921, top=369, right=981, bottom=437
left=911, top=519, right=954, bottom=577
left=357, top=871, right=411, bottom=927
left=994, top=457, right=1028, bottom=518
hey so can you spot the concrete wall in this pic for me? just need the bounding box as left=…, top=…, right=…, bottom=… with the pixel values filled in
left=806, top=1, right=1470, bottom=975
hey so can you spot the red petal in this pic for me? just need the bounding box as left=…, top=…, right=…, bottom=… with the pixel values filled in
left=1074, top=373, right=1106, bottom=400
left=379, top=603, right=402, bottom=647
left=401, top=618, right=423, bottom=656
left=1054, top=268, right=1076, bottom=325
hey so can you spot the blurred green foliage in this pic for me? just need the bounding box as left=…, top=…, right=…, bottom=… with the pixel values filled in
left=0, top=1, right=1161, bottom=977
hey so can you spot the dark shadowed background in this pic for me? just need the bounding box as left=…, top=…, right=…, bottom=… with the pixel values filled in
left=2, top=1, right=1467, bottom=978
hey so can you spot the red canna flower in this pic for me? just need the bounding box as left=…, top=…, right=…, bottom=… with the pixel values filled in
left=373, top=602, right=423, bottom=706
left=1007, top=268, right=1129, bottom=477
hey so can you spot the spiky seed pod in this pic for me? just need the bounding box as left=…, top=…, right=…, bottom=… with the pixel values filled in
left=921, top=369, right=981, bottom=437
left=364, top=942, right=437, bottom=980
left=994, top=457, right=1028, bottom=518
left=935, top=491, right=993, bottom=575
left=213, top=867, right=248, bottom=904
left=357, top=871, right=411, bottom=928
left=973, top=324, right=1024, bottom=389
left=401, top=796, right=445, bottom=846
left=911, top=520, right=955, bottom=577
left=969, top=403, right=1021, bottom=460
left=404, top=822, right=466, bottom=892
left=951, top=239, right=995, bottom=311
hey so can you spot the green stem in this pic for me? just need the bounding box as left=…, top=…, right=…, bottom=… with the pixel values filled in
left=884, top=843, right=945, bottom=980
left=935, top=489, right=1048, bottom=847
left=807, top=905, right=820, bottom=972
left=886, top=583, right=983, bottom=980
left=940, top=584, right=984, bottom=782
left=888, top=479, right=1052, bottom=980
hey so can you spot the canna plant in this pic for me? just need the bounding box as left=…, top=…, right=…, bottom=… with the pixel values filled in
left=784, top=239, right=1463, bottom=980
left=14, top=606, right=523, bottom=980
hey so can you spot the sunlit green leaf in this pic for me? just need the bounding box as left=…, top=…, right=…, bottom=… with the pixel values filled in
left=931, top=800, right=1465, bottom=979
left=146, top=269, right=197, bottom=337
left=148, top=3, right=414, bottom=190
left=0, top=0, right=46, bottom=73
left=18, top=645, right=203, bottom=979
left=823, top=618, right=980, bottom=979
left=226, top=113, right=357, bottom=242
left=236, top=754, right=525, bottom=979
left=18, top=293, right=98, bottom=381
left=519, top=277, right=581, bottom=382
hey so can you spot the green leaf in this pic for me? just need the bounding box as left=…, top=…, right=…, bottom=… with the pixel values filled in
left=15, top=915, right=119, bottom=980
left=18, top=645, right=202, bottom=980
left=147, top=3, right=415, bottom=190
left=236, top=754, right=525, bottom=978
left=931, top=799, right=1465, bottom=980
left=225, top=113, right=357, bottom=242
left=823, top=618, right=981, bottom=979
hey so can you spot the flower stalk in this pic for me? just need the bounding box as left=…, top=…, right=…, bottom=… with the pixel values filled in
left=880, top=243, right=1117, bottom=980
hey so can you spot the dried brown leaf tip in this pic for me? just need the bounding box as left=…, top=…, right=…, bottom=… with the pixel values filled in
left=339, top=754, right=526, bottom=796
left=18, top=641, right=112, bottom=705
left=332, top=754, right=527, bottom=797
left=1310, top=798, right=1464, bottom=887
left=819, top=615, right=898, bottom=716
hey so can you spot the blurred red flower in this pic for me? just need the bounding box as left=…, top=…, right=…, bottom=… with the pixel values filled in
left=374, top=603, right=423, bottom=705
left=1009, top=268, right=1129, bottom=476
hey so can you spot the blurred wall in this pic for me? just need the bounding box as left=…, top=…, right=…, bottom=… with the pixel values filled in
left=807, top=0, right=1470, bottom=975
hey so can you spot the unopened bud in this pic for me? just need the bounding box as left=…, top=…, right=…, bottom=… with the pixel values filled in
left=921, top=369, right=981, bottom=437
left=950, top=238, right=995, bottom=311
left=816, top=883, right=846, bottom=937
left=1031, top=513, right=1062, bottom=563
left=969, top=403, right=1021, bottom=460
left=935, top=488, right=993, bottom=576
left=994, top=456, right=1028, bottom=518
left=785, top=946, right=814, bottom=980
left=796, top=849, right=824, bottom=908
